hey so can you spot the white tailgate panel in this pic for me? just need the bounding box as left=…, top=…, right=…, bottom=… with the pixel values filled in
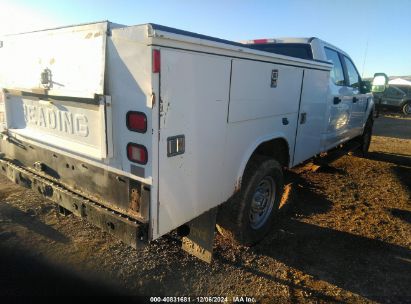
left=0, top=22, right=107, bottom=99
left=5, top=95, right=109, bottom=159
left=158, top=50, right=231, bottom=236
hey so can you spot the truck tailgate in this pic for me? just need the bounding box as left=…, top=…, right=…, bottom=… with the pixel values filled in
left=0, top=21, right=114, bottom=160
left=3, top=92, right=111, bottom=159
left=0, top=21, right=109, bottom=99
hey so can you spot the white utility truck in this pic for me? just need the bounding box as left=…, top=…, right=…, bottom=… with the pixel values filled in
left=0, top=21, right=385, bottom=262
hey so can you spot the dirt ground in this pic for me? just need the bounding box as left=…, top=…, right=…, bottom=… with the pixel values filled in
left=0, top=113, right=410, bottom=303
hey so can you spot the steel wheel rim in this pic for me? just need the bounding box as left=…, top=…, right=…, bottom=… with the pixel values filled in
left=405, top=104, right=411, bottom=115
left=249, top=176, right=276, bottom=230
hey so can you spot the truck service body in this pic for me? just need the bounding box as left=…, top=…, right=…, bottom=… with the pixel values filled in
left=0, top=21, right=374, bottom=261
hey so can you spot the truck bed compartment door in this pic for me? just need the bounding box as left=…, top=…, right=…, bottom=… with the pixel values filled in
left=157, top=49, right=231, bottom=237
left=293, top=69, right=329, bottom=165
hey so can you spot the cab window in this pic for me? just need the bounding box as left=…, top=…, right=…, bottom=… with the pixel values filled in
left=385, top=87, right=396, bottom=97
left=324, top=48, right=345, bottom=86
left=393, top=85, right=410, bottom=96
left=343, top=56, right=361, bottom=88
left=385, top=86, right=405, bottom=98
left=248, top=43, right=313, bottom=60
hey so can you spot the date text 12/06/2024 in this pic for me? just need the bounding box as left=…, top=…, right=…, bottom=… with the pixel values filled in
left=149, top=296, right=257, bottom=303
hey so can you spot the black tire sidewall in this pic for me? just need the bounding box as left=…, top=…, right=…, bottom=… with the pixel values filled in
left=403, top=102, right=411, bottom=115
left=238, top=158, right=284, bottom=245
left=362, top=120, right=373, bottom=154
left=357, top=118, right=373, bottom=156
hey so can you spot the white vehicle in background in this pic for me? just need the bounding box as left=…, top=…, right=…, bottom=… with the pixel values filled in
left=0, top=22, right=386, bottom=262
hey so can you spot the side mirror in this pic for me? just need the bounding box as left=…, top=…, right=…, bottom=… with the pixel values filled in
left=371, top=73, right=389, bottom=93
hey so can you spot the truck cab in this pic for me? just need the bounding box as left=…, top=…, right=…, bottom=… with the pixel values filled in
left=245, top=37, right=374, bottom=152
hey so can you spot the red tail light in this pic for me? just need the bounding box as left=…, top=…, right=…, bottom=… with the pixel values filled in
left=253, top=39, right=269, bottom=44
left=248, top=38, right=276, bottom=44
left=127, top=143, right=148, bottom=165
left=152, top=49, right=160, bottom=73
left=127, top=111, right=147, bottom=133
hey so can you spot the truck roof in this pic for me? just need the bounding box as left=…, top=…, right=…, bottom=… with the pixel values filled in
left=149, top=23, right=246, bottom=49
left=149, top=25, right=334, bottom=56
left=147, top=24, right=332, bottom=69
left=2, top=20, right=125, bottom=36
left=3, top=20, right=339, bottom=56
left=2, top=21, right=331, bottom=70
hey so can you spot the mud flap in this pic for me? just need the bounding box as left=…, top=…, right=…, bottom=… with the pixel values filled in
left=182, top=208, right=217, bottom=263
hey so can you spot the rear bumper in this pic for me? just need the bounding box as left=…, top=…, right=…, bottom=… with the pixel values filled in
left=0, top=134, right=150, bottom=222
left=0, top=158, right=148, bottom=249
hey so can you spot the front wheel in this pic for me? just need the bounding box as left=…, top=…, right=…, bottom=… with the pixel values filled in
left=217, top=156, right=284, bottom=245
left=402, top=102, right=411, bottom=115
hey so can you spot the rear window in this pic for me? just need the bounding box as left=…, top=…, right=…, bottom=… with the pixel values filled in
left=247, top=43, right=313, bottom=60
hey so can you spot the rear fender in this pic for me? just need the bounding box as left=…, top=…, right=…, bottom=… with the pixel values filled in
left=235, top=133, right=290, bottom=192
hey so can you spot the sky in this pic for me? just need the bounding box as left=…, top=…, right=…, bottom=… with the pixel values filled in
left=0, top=0, right=410, bottom=78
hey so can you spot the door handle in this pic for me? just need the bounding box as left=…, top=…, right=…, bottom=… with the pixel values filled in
left=300, top=112, right=307, bottom=124
left=353, top=97, right=358, bottom=103
left=333, top=97, right=342, bottom=104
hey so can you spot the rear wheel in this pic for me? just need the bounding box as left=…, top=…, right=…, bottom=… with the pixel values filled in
left=217, top=156, right=284, bottom=245
left=356, top=117, right=373, bottom=156
left=402, top=102, right=411, bottom=115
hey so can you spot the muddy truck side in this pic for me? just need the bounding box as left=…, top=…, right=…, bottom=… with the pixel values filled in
left=0, top=21, right=378, bottom=262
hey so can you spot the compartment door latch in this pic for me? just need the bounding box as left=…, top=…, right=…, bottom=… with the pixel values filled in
left=167, top=135, right=185, bottom=157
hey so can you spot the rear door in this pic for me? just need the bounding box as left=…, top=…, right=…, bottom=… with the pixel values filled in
left=342, top=55, right=367, bottom=137
left=323, top=47, right=353, bottom=150
left=158, top=49, right=231, bottom=236
left=293, top=69, right=329, bottom=165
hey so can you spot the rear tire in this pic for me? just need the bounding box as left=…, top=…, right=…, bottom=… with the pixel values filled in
left=356, top=117, right=373, bottom=156
left=217, top=156, right=284, bottom=246
left=402, top=102, right=411, bottom=115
